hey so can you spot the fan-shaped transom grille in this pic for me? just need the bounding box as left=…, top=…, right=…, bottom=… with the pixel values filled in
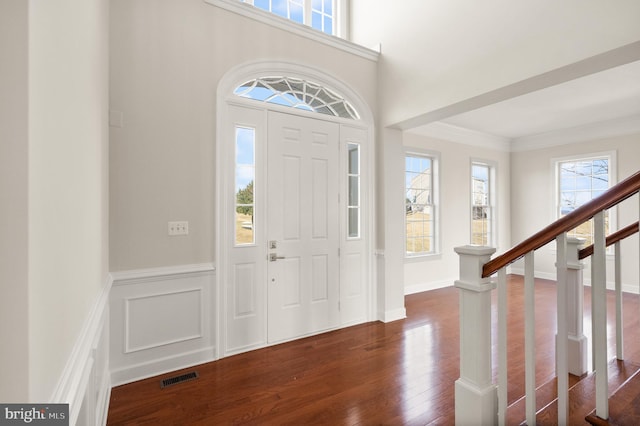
left=234, top=76, right=359, bottom=120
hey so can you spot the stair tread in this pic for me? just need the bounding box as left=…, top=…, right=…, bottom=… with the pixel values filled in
left=507, top=359, right=640, bottom=425
left=585, top=362, right=640, bottom=426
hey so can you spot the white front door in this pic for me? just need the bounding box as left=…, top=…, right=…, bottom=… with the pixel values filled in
left=266, top=111, right=340, bottom=343
left=224, top=105, right=346, bottom=355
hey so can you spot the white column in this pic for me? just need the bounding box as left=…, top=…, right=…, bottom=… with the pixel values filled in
left=565, top=237, right=588, bottom=376
left=454, top=245, right=497, bottom=426
left=377, top=127, right=406, bottom=322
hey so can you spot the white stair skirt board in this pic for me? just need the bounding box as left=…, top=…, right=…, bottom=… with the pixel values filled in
left=109, top=264, right=216, bottom=387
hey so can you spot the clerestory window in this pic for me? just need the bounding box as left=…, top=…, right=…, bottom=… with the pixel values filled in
left=234, top=76, right=359, bottom=120
left=239, top=0, right=338, bottom=35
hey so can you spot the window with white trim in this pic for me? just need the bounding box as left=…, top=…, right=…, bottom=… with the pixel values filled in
left=471, top=161, right=495, bottom=246
left=347, top=143, right=361, bottom=238
left=555, top=154, right=615, bottom=246
left=239, top=0, right=338, bottom=35
left=405, top=152, right=439, bottom=256
left=234, top=76, right=359, bottom=120
left=235, top=126, right=256, bottom=245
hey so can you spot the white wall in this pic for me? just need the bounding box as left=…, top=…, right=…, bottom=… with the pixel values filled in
left=511, top=134, right=640, bottom=291
left=401, top=134, right=511, bottom=294
left=109, top=0, right=378, bottom=271
left=0, top=0, right=110, bottom=414
left=0, top=0, right=29, bottom=402
left=350, top=0, right=640, bottom=127
left=28, top=0, right=110, bottom=402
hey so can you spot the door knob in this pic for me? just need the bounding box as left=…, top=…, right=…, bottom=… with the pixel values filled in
left=269, top=253, right=285, bottom=262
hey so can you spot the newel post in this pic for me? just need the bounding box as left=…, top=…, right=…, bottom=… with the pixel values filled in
left=565, top=237, right=588, bottom=376
left=454, top=245, right=497, bottom=426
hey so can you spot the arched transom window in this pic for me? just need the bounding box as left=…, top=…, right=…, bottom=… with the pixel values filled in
left=234, top=76, right=359, bottom=120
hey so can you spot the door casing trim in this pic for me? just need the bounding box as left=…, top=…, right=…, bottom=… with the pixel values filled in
left=215, top=60, right=376, bottom=359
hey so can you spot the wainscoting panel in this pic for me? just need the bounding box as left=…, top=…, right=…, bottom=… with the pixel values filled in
left=341, top=251, right=366, bottom=325
left=125, top=289, right=202, bottom=353
left=110, top=264, right=215, bottom=386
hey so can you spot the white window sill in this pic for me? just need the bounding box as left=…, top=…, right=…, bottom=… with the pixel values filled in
left=405, top=253, right=442, bottom=263
left=203, top=0, right=380, bottom=62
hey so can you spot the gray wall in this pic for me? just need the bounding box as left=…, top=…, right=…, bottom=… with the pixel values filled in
left=109, top=0, right=378, bottom=271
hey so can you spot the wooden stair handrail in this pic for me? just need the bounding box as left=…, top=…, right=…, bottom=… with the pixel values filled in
left=482, top=170, right=640, bottom=278
left=578, top=221, right=640, bottom=260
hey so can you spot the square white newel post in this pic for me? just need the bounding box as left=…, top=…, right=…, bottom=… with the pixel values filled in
left=454, top=245, right=497, bottom=426
left=565, top=237, right=588, bottom=376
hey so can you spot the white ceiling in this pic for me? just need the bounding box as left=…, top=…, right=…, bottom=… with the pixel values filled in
left=410, top=60, right=640, bottom=150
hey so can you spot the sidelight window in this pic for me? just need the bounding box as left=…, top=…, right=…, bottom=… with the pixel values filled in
left=347, top=143, right=360, bottom=238
left=235, top=126, right=256, bottom=245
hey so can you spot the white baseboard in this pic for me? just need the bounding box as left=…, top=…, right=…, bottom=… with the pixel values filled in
left=509, top=268, right=639, bottom=294
left=50, top=275, right=112, bottom=426
left=509, top=267, right=557, bottom=281
left=110, top=264, right=215, bottom=387
left=110, top=347, right=215, bottom=387
left=405, top=278, right=454, bottom=295
left=378, top=307, right=406, bottom=323
left=582, top=277, right=639, bottom=294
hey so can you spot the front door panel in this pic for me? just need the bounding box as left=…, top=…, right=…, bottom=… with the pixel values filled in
left=267, top=111, right=340, bottom=343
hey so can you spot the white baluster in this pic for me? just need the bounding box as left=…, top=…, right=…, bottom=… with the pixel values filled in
left=556, top=233, right=569, bottom=425
left=454, top=246, right=497, bottom=426
left=524, top=252, right=536, bottom=426
left=498, top=268, right=507, bottom=426
left=593, top=211, right=609, bottom=419
left=591, top=251, right=597, bottom=373
left=615, top=241, right=623, bottom=360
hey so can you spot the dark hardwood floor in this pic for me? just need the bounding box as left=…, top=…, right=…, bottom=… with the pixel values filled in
left=107, top=275, right=640, bottom=425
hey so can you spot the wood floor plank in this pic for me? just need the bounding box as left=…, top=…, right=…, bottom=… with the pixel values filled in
left=107, top=276, right=640, bottom=425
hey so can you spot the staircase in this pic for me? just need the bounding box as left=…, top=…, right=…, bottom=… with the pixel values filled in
left=585, top=367, right=640, bottom=425
left=454, top=170, right=640, bottom=425
left=506, top=359, right=640, bottom=425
